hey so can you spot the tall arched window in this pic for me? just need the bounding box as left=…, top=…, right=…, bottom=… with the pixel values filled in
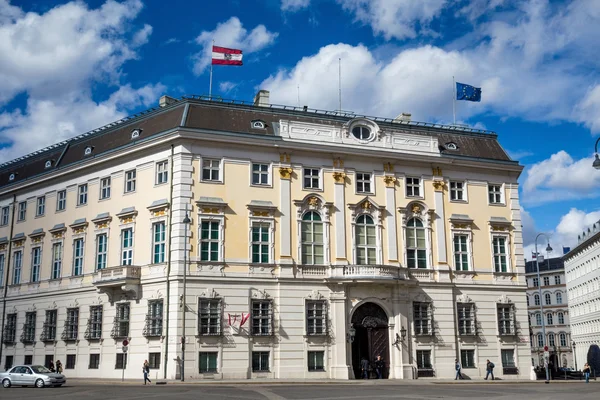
left=301, top=212, right=324, bottom=265
left=558, top=312, right=565, bottom=324
left=526, top=296, right=530, bottom=306
left=549, top=333, right=555, bottom=346
left=534, top=294, right=540, bottom=306
left=537, top=333, right=543, bottom=347
left=355, top=215, right=376, bottom=264
left=536, top=313, right=542, bottom=325
left=545, top=293, right=551, bottom=305
left=547, top=313, right=553, bottom=325
left=406, top=218, right=426, bottom=268
left=556, top=292, right=563, bottom=304
left=559, top=333, right=567, bottom=347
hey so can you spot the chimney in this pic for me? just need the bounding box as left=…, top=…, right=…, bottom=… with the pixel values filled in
left=254, top=90, right=270, bottom=107
left=159, top=95, right=177, bottom=108
left=393, top=112, right=412, bottom=123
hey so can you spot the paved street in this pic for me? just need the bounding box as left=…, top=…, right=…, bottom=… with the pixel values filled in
left=1, top=382, right=598, bottom=400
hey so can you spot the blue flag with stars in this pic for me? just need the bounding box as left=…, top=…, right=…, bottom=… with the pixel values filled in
left=456, top=82, right=482, bottom=102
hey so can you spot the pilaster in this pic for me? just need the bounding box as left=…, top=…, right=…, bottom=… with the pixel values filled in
left=384, top=174, right=398, bottom=263
left=333, top=158, right=347, bottom=264
left=278, top=153, right=293, bottom=265
left=330, top=288, right=351, bottom=379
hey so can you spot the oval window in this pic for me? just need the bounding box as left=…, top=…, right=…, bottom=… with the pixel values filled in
left=446, top=142, right=457, bottom=150
left=352, top=126, right=371, bottom=140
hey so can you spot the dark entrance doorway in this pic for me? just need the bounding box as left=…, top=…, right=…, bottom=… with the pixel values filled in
left=351, top=302, right=389, bottom=379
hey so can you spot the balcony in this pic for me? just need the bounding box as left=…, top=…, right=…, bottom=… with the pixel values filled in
left=330, top=264, right=408, bottom=280
left=93, top=265, right=141, bottom=302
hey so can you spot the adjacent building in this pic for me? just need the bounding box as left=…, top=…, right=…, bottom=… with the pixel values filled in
left=525, top=257, right=573, bottom=370
left=0, top=91, right=529, bottom=380
left=564, top=221, right=600, bottom=371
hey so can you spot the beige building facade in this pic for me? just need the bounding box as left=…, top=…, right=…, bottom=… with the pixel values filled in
left=0, top=91, right=529, bottom=380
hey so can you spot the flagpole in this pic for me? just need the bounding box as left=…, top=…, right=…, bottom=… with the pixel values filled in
left=452, top=76, right=456, bottom=125
left=338, top=58, right=342, bottom=112
left=209, top=40, right=214, bottom=99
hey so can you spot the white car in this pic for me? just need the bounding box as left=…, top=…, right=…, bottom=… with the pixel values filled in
left=0, top=365, right=66, bottom=388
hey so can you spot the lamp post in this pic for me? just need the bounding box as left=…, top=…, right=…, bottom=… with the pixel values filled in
left=181, top=213, right=191, bottom=382
left=594, top=137, right=600, bottom=170
left=535, top=233, right=552, bottom=383
left=572, top=341, right=577, bottom=371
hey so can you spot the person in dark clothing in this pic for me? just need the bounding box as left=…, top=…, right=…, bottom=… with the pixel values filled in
left=455, top=358, right=463, bottom=380
left=360, top=357, right=370, bottom=379
left=375, top=355, right=385, bottom=379
left=49, top=360, right=55, bottom=373
left=143, top=360, right=151, bottom=385
left=485, top=359, right=495, bottom=380
left=55, top=360, right=63, bottom=374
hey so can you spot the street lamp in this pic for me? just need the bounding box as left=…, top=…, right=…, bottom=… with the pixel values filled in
left=594, top=137, right=600, bottom=170
left=181, top=213, right=191, bottom=382
left=535, top=233, right=552, bottom=383
left=572, top=341, right=578, bottom=371
left=347, top=324, right=356, bottom=343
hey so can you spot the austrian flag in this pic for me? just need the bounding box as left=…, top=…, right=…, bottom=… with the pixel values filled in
left=212, top=46, right=243, bottom=66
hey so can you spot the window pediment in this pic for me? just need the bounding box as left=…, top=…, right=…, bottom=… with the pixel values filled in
left=489, top=216, right=512, bottom=232
left=294, top=194, right=332, bottom=220
left=196, top=196, right=227, bottom=215
left=247, top=200, right=277, bottom=218
left=348, top=197, right=384, bottom=221
left=449, top=214, right=473, bottom=230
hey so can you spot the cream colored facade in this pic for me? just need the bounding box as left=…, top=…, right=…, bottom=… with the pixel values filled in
left=0, top=93, right=529, bottom=380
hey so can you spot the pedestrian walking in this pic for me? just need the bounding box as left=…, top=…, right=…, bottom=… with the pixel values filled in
left=455, top=358, right=463, bottom=380
left=55, top=360, right=63, bottom=374
left=49, top=360, right=55, bottom=373
left=583, top=363, right=590, bottom=384
left=360, top=357, right=370, bottom=379
left=375, top=355, right=385, bottom=379
left=485, top=359, right=495, bottom=380
left=143, top=360, right=151, bottom=385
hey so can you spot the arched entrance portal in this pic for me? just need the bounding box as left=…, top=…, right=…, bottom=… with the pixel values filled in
left=351, top=302, right=390, bottom=379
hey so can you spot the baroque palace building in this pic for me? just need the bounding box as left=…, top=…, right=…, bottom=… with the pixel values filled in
left=0, top=90, right=529, bottom=380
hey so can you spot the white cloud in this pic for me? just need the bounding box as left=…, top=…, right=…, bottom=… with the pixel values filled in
left=192, top=17, right=278, bottom=75
left=132, top=24, right=153, bottom=46
left=0, top=0, right=23, bottom=24
left=506, top=150, right=533, bottom=161
left=281, top=0, right=310, bottom=12
left=219, top=81, right=237, bottom=93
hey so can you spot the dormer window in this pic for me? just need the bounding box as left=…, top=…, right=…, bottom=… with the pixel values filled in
left=45, top=160, right=52, bottom=169
left=445, top=142, right=458, bottom=150
left=251, top=120, right=266, bottom=129
left=8, top=173, right=15, bottom=182
left=84, top=146, right=93, bottom=156
left=131, top=129, right=142, bottom=139
left=352, top=126, right=371, bottom=140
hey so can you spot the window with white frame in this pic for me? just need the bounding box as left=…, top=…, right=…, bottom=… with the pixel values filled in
left=547, top=313, right=553, bottom=325
left=57, top=190, right=66, bottom=211
left=77, top=184, right=88, bottom=205
left=308, top=351, right=325, bottom=372
left=100, top=177, right=111, bottom=200
left=356, top=172, right=372, bottom=193
left=1, top=206, right=9, bottom=225
left=407, top=218, right=427, bottom=268
left=252, top=163, right=269, bottom=186
left=449, top=181, right=465, bottom=201
left=497, top=304, right=515, bottom=335
left=252, top=351, right=269, bottom=372
left=17, top=201, right=26, bottom=221
left=413, top=302, right=432, bottom=335
left=543, top=276, right=550, bottom=286
left=556, top=292, right=563, bottom=304
left=200, top=220, right=220, bottom=262
left=406, top=177, right=421, bottom=197
left=121, top=228, right=133, bottom=265
left=532, top=277, right=539, bottom=287
left=51, top=242, right=62, bottom=279
left=152, top=222, right=166, bottom=264
left=198, top=298, right=222, bottom=336
left=488, top=184, right=503, bottom=204
left=156, top=161, right=168, bottom=185
left=31, top=247, right=41, bottom=282
left=303, top=168, right=320, bottom=189
left=87, top=306, right=102, bottom=340
left=549, top=333, right=555, bottom=346
left=492, top=236, right=508, bottom=272
left=202, top=159, right=221, bottom=182
left=13, top=250, right=22, bottom=284
left=301, top=212, right=324, bottom=265
left=0, top=253, right=4, bottom=287
left=457, top=303, right=475, bottom=335
left=554, top=275, right=561, bottom=285
left=534, top=294, right=540, bottom=306
left=558, top=312, right=564, bottom=324
left=535, top=313, right=542, bottom=325
left=251, top=222, right=270, bottom=263
left=144, top=300, right=163, bottom=337
left=453, top=234, right=470, bottom=271
left=537, top=333, right=543, bottom=347
left=96, top=233, right=107, bottom=270
left=73, top=238, right=84, bottom=276
left=251, top=300, right=272, bottom=336
left=306, top=300, right=327, bottom=335
left=36, top=196, right=45, bottom=216
left=545, top=293, right=551, bottom=305
left=63, top=308, right=79, bottom=340
left=112, top=303, right=130, bottom=338
left=559, top=333, right=567, bottom=347
left=124, top=169, right=136, bottom=193
left=355, top=215, right=376, bottom=264
left=460, top=349, right=475, bottom=368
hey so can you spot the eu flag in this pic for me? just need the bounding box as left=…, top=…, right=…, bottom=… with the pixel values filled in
left=456, top=82, right=482, bottom=102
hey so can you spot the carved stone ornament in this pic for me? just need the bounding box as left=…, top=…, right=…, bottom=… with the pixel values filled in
left=308, top=196, right=319, bottom=206
left=383, top=175, right=397, bottom=187
left=0, top=244, right=6, bottom=251
left=279, top=153, right=291, bottom=163
left=251, top=288, right=270, bottom=299
left=333, top=158, right=344, bottom=168
left=361, top=202, right=372, bottom=210
left=432, top=167, right=442, bottom=177
left=332, top=171, right=346, bottom=184
left=456, top=294, right=473, bottom=303
left=200, top=288, right=219, bottom=298
left=348, top=198, right=385, bottom=222
left=279, top=167, right=293, bottom=180
left=307, top=290, right=324, bottom=300
left=411, top=204, right=422, bottom=214
left=294, top=194, right=333, bottom=220
left=497, top=294, right=511, bottom=304
left=12, top=239, right=25, bottom=248
left=432, top=181, right=446, bottom=191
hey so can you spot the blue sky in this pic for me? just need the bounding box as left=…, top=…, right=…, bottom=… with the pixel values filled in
left=1, top=0, right=600, bottom=255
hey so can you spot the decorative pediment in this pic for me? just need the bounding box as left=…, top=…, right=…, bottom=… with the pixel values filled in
left=199, top=288, right=220, bottom=298
left=294, top=194, right=333, bottom=220
left=413, top=293, right=432, bottom=303
left=449, top=214, right=474, bottom=230
left=49, top=224, right=66, bottom=240
left=116, top=207, right=138, bottom=224
left=348, top=197, right=385, bottom=221
left=70, top=218, right=88, bottom=235
left=11, top=232, right=26, bottom=247
left=497, top=294, right=512, bottom=304
left=92, top=213, right=112, bottom=229
left=456, top=294, right=473, bottom=303
left=398, top=201, right=432, bottom=223
left=251, top=288, right=271, bottom=299
left=247, top=200, right=277, bottom=218
left=29, top=229, right=45, bottom=244
left=306, top=290, right=325, bottom=300
left=489, top=216, right=512, bottom=232
left=196, top=197, right=227, bottom=214
left=0, top=236, right=7, bottom=251
left=147, top=199, right=170, bottom=217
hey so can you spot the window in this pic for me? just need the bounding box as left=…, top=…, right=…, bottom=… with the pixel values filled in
left=356, top=173, right=372, bottom=193
left=497, top=304, right=514, bottom=335
left=198, top=298, right=222, bottom=335
left=453, top=235, right=469, bottom=271
left=17, top=201, right=26, bottom=221
left=44, top=355, right=54, bottom=369
left=251, top=300, right=272, bottom=336
left=22, top=312, right=36, bottom=343
left=41, top=310, right=57, bottom=341
left=492, top=237, right=508, bottom=272
left=548, top=333, right=555, bottom=346
left=351, top=125, right=371, bottom=140
left=488, top=184, right=503, bottom=204
left=251, top=223, right=270, bottom=263
left=449, top=181, right=465, bottom=201
left=306, top=300, right=327, bottom=335
left=31, top=247, right=41, bottom=282
left=121, top=228, right=133, bottom=265
left=84, top=146, right=93, bottom=156
left=547, top=313, right=553, bottom=325
left=77, top=184, right=88, bottom=205
left=73, top=238, right=84, bottom=276
left=115, top=353, right=127, bottom=369
left=558, top=312, right=564, bottom=325
left=131, top=129, right=141, bottom=139
left=460, top=349, right=475, bottom=368
left=89, top=354, right=100, bottom=369
left=4, top=314, right=16, bottom=343
left=36, top=196, right=45, bottom=217
left=532, top=277, right=539, bottom=287
left=554, top=275, right=561, bottom=285
left=87, top=306, right=103, bottom=339
left=556, top=292, right=563, bottom=304
left=252, top=163, right=269, bottom=186
left=153, top=222, right=166, bottom=263
left=56, top=190, right=66, bottom=211
left=534, top=294, right=540, bottom=306
left=24, top=355, right=32, bottom=365
left=535, top=313, right=542, bottom=326
left=199, top=352, right=218, bottom=373
left=252, top=352, right=270, bottom=372
left=303, top=168, right=320, bottom=189
left=0, top=254, right=4, bottom=287
left=526, top=296, right=529, bottom=306
left=66, top=355, right=76, bottom=369
left=406, top=177, right=421, bottom=197
left=252, top=120, right=266, bottom=129
left=559, top=333, right=567, bottom=347
left=148, top=353, right=160, bottom=369
left=457, top=303, right=475, bottom=335
left=200, top=220, right=220, bottom=261
left=144, top=300, right=163, bottom=337
left=413, top=302, right=432, bottom=335
left=301, top=212, right=324, bottom=265
left=1, top=206, right=9, bottom=225
left=96, top=234, right=108, bottom=270
left=355, top=215, right=376, bottom=265
left=202, top=159, right=221, bottom=182
left=543, top=276, right=550, bottom=286
left=537, top=333, right=543, bottom=347
left=100, top=177, right=111, bottom=200
left=113, top=303, right=130, bottom=338
left=407, top=218, right=427, bottom=268
left=501, top=349, right=515, bottom=367
left=545, top=293, right=551, bottom=305
left=63, top=308, right=79, bottom=340
left=156, top=161, right=168, bottom=185
left=5, top=355, right=13, bottom=370
left=308, top=351, right=325, bottom=371
left=124, top=169, right=136, bottom=193
left=51, top=242, right=62, bottom=279
left=416, top=350, right=432, bottom=369
left=12, top=250, right=22, bottom=284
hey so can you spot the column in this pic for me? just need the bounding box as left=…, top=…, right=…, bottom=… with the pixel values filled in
left=333, top=170, right=347, bottom=264
left=330, top=289, right=351, bottom=379
left=384, top=175, right=398, bottom=262
left=278, top=156, right=293, bottom=265
left=432, top=180, right=447, bottom=265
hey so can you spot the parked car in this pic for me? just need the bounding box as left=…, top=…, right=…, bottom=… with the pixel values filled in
left=1, top=365, right=66, bottom=388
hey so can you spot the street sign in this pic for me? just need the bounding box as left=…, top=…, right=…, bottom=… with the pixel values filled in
left=122, top=346, right=128, bottom=353
left=122, top=339, right=129, bottom=346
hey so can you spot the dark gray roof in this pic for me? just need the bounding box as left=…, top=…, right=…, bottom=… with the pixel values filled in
left=49, top=223, right=65, bottom=231
left=71, top=218, right=87, bottom=226
left=0, top=236, right=7, bottom=244
left=197, top=197, right=226, bottom=204
left=30, top=228, right=44, bottom=236
left=148, top=199, right=169, bottom=209
left=490, top=216, right=511, bottom=223
left=117, top=207, right=137, bottom=216
left=93, top=212, right=111, bottom=221
left=449, top=213, right=472, bottom=221
left=12, top=232, right=24, bottom=240
left=248, top=200, right=277, bottom=208
left=525, top=257, right=564, bottom=274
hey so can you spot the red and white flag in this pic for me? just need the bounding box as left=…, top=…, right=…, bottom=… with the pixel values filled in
left=212, top=45, right=243, bottom=66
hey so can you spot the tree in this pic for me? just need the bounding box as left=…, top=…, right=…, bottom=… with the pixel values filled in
left=587, top=344, right=600, bottom=375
